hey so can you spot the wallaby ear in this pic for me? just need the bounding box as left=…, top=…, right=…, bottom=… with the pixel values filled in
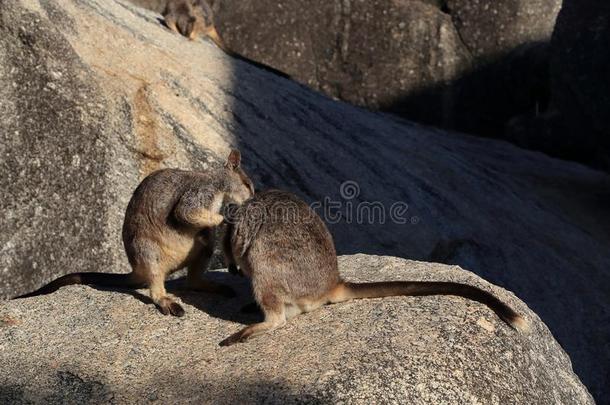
left=225, top=149, right=241, bottom=170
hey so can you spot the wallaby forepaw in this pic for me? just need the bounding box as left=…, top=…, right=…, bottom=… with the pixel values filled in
left=158, top=304, right=170, bottom=316
left=169, top=302, right=185, bottom=317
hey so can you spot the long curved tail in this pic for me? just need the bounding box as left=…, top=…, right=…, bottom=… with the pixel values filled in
left=328, top=281, right=528, bottom=331
left=13, top=272, right=144, bottom=299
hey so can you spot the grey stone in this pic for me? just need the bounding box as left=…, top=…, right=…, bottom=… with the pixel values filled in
left=0, top=255, right=594, bottom=404
left=213, top=0, right=560, bottom=137
left=446, top=0, right=560, bottom=62
left=217, top=0, right=471, bottom=111
left=0, top=0, right=608, bottom=400
left=551, top=0, right=610, bottom=138
left=549, top=0, right=610, bottom=169
left=506, top=0, right=610, bottom=171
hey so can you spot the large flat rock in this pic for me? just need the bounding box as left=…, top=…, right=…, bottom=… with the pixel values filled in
left=0, top=0, right=609, bottom=399
left=0, top=255, right=593, bottom=403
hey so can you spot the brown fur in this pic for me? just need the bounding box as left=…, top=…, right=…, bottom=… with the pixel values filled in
left=15, top=150, right=254, bottom=317
left=128, top=0, right=225, bottom=46
left=162, top=0, right=219, bottom=43
left=219, top=190, right=528, bottom=346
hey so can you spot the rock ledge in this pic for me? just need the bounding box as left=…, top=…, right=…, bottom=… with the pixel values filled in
left=0, top=255, right=592, bottom=404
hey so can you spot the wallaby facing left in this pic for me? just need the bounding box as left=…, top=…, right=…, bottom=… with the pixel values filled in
left=15, top=150, right=254, bottom=317
left=220, top=190, right=527, bottom=346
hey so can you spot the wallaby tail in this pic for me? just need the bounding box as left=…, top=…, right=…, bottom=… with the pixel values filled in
left=328, top=281, right=528, bottom=331
left=13, top=272, right=144, bottom=299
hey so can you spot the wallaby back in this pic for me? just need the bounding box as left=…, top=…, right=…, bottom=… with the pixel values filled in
left=220, top=190, right=527, bottom=346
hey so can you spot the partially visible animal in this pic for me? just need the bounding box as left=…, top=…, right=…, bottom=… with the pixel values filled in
left=129, top=0, right=290, bottom=77
left=162, top=0, right=224, bottom=46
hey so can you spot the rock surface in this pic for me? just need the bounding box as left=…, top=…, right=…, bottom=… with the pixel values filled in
left=0, top=255, right=594, bottom=404
left=550, top=0, right=610, bottom=144
left=538, top=0, right=610, bottom=170
left=507, top=0, right=610, bottom=171
left=0, top=0, right=609, bottom=400
left=445, top=0, right=559, bottom=61
left=214, top=0, right=560, bottom=136
left=215, top=0, right=471, bottom=112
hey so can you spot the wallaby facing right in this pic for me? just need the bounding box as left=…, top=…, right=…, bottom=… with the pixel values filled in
left=16, top=150, right=254, bottom=317
left=220, top=190, right=527, bottom=346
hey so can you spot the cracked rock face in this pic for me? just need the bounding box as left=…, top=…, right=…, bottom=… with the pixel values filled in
left=0, top=255, right=594, bottom=403
left=215, top=0, right=471, bottom=113
left=214, top=0, right=561, bottom=136
left=446, top=0, right=560, bottom=61
left=0, top=0, right=609, bottom=401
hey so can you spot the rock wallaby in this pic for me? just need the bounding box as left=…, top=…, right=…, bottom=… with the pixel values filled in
left=163, top=0, right=224, bottom=45
left=130, top=0, right=290, bottom=78
left=15, top=150, right=254, bottom=317
left=220, top=190, right=528, bottom=346
left=127, top=0, right=228, bottom=47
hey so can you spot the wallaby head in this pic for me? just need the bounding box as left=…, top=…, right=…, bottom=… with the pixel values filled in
left=162, top=0, right=217, bottom=41
left=223, top=149, right=254, bottom=205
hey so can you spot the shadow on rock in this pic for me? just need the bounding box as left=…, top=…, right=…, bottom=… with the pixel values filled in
left=91, top=271, right=262, bottom=325
left=385, top=41, right=551, bottom=141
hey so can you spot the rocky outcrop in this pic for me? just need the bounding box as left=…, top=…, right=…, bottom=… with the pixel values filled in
left=0, top=255, right=594, bottom=403
left=213, top=0, right=560, bottom=136
left=552, top=0, right=610, bottom=142
left=0, top=0, right=222, bottom=299
left=446, top=0, right=559, bottom=61
left=216, top=0, right=471, bottom=112
left=0, top=0, right=609, bottom=400
left=507, top=0, right=610, bottom=171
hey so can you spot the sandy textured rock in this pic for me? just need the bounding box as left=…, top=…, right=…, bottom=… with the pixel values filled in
left=0, top=0, right=609, bottom=400
left=0, top=255, right=593, bottom=404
